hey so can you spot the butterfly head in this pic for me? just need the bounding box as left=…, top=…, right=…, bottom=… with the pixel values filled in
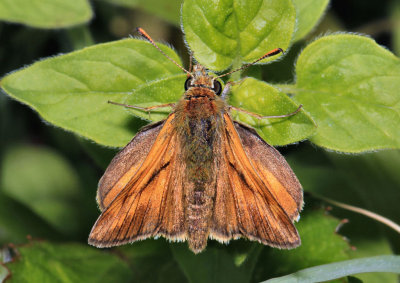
left=184, top=65, right=222, bottom=97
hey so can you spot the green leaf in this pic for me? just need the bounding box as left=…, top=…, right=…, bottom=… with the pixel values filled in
left=230, top=78, right=316, bottom=145
left=252, top=208, right=350, bottom=281
left=125, top=74, right=187, bottom=122
left=101, top=0, right=183, bottom=25
left=293, top=34, right=400, bottom=152
left=292, top=0, right=329, bottom=41
left=182, top=0, right=296, bottom=71
left=1, top=241, right=133, bottom=282
left=262, top=255, right=400, bottom=283
left=1, top=39, right=183, bottom=147
left=0, top=192, right=61, bottom=244
left=0, top=145, right=81, bottom=235
left=0, top=0, right=92, bottom=29
left=171, top=242, right=262, bottom=283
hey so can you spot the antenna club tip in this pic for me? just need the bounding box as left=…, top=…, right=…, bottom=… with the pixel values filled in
left=136, top=27, right=152, bottom=41
left=266, top=48, right=284, bottom=57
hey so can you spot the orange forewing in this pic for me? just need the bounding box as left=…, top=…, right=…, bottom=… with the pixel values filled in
left=211, top=114, right=302, bottom=248
left=233, top=121, right=303, bottom=221
left=89, top=114, right=186, bottom=247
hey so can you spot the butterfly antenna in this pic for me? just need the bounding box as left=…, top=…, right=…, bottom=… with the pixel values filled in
left=188, top=52, right=194, bottom=73
left=136, top=27, right=191, bottom=76
left=215, top=48, right=284, bottom=79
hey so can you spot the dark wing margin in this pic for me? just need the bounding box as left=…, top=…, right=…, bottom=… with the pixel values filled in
left=89, top=114, right=186, bottom=247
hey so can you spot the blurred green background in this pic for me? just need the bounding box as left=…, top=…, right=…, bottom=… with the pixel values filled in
left=0, top=0, right=399, bottom=282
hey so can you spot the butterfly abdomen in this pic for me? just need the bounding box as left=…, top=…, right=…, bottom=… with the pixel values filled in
left=176, top=99, right=221, bottom=252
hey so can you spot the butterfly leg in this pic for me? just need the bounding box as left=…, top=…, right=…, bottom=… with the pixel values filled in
left=221, top=82, right=233, bottom=100
left=188, top=52, right=194, bottom=73
left=230, top=104, right=302, bottom=119
left=108, top=101, right=175, bottom=120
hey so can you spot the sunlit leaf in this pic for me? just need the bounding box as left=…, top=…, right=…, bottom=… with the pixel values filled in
left=1, top=39, right=183, bottom=147
left=182, top=0, right=296, bottom=70
left=293, top=34, right=400, bottom=152
left=125, top=74, right=186, bottom=122
left=293, top=0, right=329, bottom=41
left=230, top=78, right=316, bottom=145
left=0, top=0, right=92, bottom=28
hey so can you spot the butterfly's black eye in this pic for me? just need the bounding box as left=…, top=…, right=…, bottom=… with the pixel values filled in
left=212, top=80, right=222, bottom=95
left=184, top=77, right=193, bottom=90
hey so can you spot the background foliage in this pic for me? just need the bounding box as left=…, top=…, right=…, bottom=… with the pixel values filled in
left=0, top=0, right=399, bottom=282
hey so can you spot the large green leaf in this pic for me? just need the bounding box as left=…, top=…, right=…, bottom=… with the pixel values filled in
left=263, top=255, right=400, bottom=283
left=230, top=78, right=316, bottom=145
left=292, top=0, right=329, bottom=41
left=100, top=0, right=183, bottom=25
left=0, top=0, right=92, bottom=28
left=1, top=241, right=133, bottom=282
left=182, top=0, right=296, bottom=71
left=0, top=145, right=82, bottom=235
left=293, top=34, right=400, bottom=152
left=1, top=39, right=183, bottom=147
